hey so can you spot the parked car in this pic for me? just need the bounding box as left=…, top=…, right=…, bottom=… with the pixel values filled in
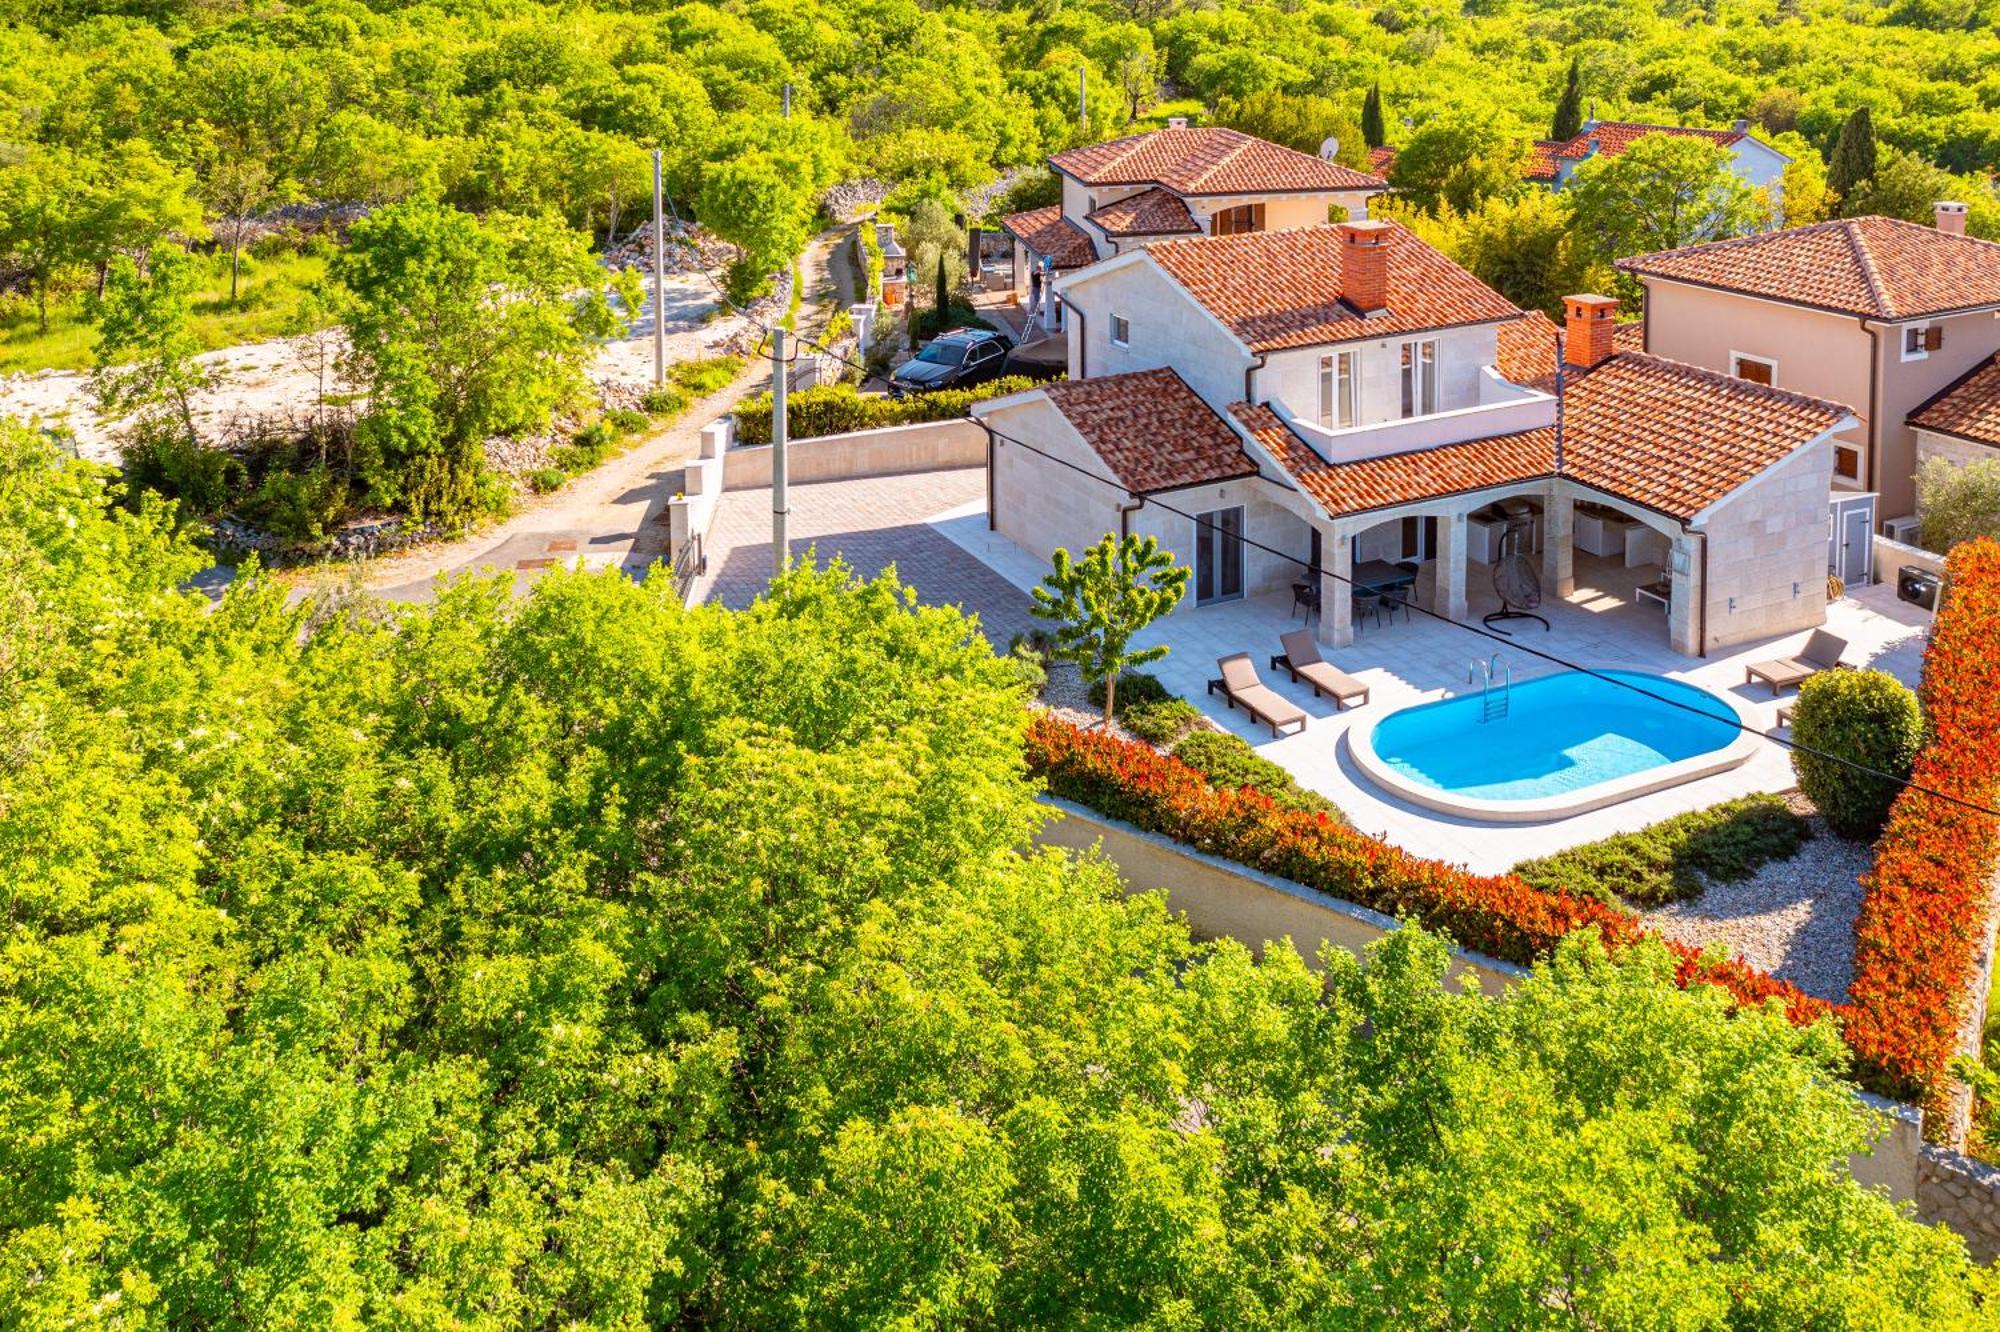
left=888, top=327, right=1013, bottom=396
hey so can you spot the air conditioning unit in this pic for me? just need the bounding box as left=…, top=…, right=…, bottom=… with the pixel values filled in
left=1883, top=514, right=1922, bottom=545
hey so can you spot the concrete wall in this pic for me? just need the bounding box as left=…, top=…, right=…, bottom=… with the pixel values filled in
left=668, top=417, right=732, bottom=593
left=722, top=418, right=986, bottom=491
left=1692, top=440, right=1835, bottom=651
left=1065, top=258, right=1255, bottom=408
left=1873, top=532, right=1945, bottom=587
left=1033, top=798, right=1524, bottom=994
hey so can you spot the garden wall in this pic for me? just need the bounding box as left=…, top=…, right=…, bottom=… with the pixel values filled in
left=1031, top=797, right=1931, bottom=1212
left=721, top=418, right=986, bottom=491
left=1920, top=1145, right=2000, bottom=1261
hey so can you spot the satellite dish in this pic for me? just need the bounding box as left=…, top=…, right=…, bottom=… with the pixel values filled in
left=1317, top=135, right=1340, bottom=161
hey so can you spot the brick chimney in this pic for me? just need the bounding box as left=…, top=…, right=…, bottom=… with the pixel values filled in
left=1563, top=294, right=1618, bottom=370
left=1936, top=201, right=1969, bottom=236
left=1338, top=219, right=1395, bottom=316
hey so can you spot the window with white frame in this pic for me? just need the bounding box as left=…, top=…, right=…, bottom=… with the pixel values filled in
left=1903, top=324, right=1941, bottom=360
left=1110, top=314, right=1131, bottom=346
left=1319, top=350, right=1358, bottom=429
left=1730, top=351, right=1776, bottom=386
left=1399, top=339, right=1438, bottom=418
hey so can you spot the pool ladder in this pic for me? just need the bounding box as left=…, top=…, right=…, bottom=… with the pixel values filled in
left=1468, top=653, right=1511, bottom=722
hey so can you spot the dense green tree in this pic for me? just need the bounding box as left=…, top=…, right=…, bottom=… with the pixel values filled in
left=1215, top=89, right=1369, bottom=166
left=1551, top=56, right=1584, bottom=140
left=1566, top=134, right=1761, bottom=272
left=1362, top=82, right=1386, bottom=149
left=1387, top=113, right=1530, bottom=215
left=0, top=433, right=1996, bottom=1325
left=334, top=201, right=630, bottom=525
left=0, top=145, right=104, bottom=330
left=697, top=149, right=812, bottom=300
left=89, top=244, right=216, bottom=442
left=1390, top=191, right=1600, bottom=319
left=1828, top=106, right=1880, bottom=207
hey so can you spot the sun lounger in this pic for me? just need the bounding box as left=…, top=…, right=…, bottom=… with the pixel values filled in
left=1744, top=629, right=1848, bottom=695
left=1271, top=630, right=1369, bottom=710
left=1207, top=653, right=1308, bottom=738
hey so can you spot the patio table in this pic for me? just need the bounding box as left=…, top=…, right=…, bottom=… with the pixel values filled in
left=1352, top=560, right=1417, bottom=595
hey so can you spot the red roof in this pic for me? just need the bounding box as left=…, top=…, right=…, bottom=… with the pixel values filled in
left=1617, top=216, right=2000, bottom=320
left=1367, top=146, right=1396, bottom=174
left=1085, top=187, right=1201, bottom=237
left=1051, top=126, right=1383, bottom=196
left=999, top=205, right=1096, bottom=269
left=1910, top=354, right=2000, bottom=448
left=1525, top=140, right=1567, bottom=182
left=1036, top=369, right=1258, bottom=494
left=1145, top=223, right=1523, bottom=353
left=1234, top=349, right=1849, bottom=521
left=1233, top=403, right=1555, bottom=513
left=1548, top=120, right=1751, bottom=161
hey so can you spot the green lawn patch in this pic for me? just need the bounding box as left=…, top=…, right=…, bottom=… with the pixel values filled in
left=1511, top=794, right=1809, bottom=908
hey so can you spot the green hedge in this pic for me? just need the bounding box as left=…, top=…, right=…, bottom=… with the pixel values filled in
left=1171, top=730, right=1347, bottom=822
left=733, top=377, right=1045, bottom=445
left=1512, top=794, right=1808, bottom=908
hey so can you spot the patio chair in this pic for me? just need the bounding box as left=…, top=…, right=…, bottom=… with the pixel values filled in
left=1351, top=590, right=1385, bottom=632
left=1744, top=629, right=1848, bottom=696
left=1208, top=654, right=1309, bottom=737
left=1271, top=630, right=1369, bottom=710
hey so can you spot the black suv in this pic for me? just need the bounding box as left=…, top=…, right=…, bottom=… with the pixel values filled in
left=888, top=327, right=1014, bottom=396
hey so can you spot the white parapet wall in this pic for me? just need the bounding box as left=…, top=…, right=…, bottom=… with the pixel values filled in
left=722, top=418, right=987, bottom=492
left=1031, top=797, right=1939, bottom=1215
left=667, top=417, right=732, bottom=590
left=1873, top=532, right=1945, bottom=588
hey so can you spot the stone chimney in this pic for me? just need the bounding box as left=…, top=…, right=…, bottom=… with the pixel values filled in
left=1338, top=219, right=1395, bottom=316
left=1563, top=294, right=1619, bottom=370
left=1936, top=201, right=1969, bottom=236
left=1166, top=115, right=1189, bottom=129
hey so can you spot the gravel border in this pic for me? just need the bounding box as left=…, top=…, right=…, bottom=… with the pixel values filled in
left=1641, top=813, right=1870, bottom=1004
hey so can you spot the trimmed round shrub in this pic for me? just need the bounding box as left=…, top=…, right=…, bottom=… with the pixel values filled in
left=1122, top=697, right=1203, bottom=747
left=1790, top=667, right=1924, bottom=839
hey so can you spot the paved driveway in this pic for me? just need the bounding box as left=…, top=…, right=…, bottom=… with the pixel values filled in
left=692, top=469, right=1037, bottom=650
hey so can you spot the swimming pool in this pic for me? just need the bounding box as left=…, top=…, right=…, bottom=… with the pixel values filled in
left=1347, top=669, right=1758, bottom=821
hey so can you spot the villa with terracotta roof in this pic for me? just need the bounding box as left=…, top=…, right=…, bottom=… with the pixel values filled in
left=997, top=120, right=1384, bottom=334
left=1617, top=204, right=2000, bottom=536
left=975, top=218, right=1857, bottom=656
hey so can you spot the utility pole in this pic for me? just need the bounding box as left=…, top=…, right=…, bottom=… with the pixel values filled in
left=651, top=148, right=666, bottom=387
left=783, top=82, right=792, bottom=119
left=771, top=327, right=789, bottom=576
left=1078, top=68, right=1087, bottom=131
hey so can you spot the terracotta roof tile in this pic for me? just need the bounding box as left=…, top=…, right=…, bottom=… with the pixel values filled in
left=1525, top=140, right=1566, bottom=181
left=999, top=205, right=1096, bottom=269
left=1085, top=187, right=1201, bottom=237
left=1146, top=223, right=1523, bottom=353
left=1558, top=354, right=1849, bottom=518
left=1496, top=312, right=1560, bottom=387
left=1232, top=403, right=1555, bottom=513
left=1236, top=351, right=1848, bottom=521
left=1051, top=126, right=1383, bottom=195
left=1617, top=216, right=2000, bottom=320
left=1612, top=321, right=1646, bottom=353
left=1367, top=146, right=1396, bottom=174
left=1037, top=368, right=1258, bottom=494
left=1549, top=120, right=1750, bottom=161
left=1910, top=353, right=2000, bottom=447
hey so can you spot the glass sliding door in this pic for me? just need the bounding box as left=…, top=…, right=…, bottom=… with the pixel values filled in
left=1319, top=350, right=1357, bottom=429
left=1194, top=506, right=1246, bottom=606
left=1399, top=338, right=1438, bottom=418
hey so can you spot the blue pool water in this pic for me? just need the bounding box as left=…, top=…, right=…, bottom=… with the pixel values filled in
left=1367, top=670, right=1739, bottom=802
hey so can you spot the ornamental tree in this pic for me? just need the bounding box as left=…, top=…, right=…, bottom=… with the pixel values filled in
left=1791, top=667, right=1925, bottom=838
left=1550, top=56, right=1584, bottom=141
left=1567, top=134, right=1761, bottom=269
left=90, top=244, right=219, bottom=444
left=1030, top=531, right=1190, bottom=725
left=1917, top=455, right=2000, bottom=551
left=1828, top=106, right=1879, bottom=206
left=1362, top=82, right=1386, bottom=149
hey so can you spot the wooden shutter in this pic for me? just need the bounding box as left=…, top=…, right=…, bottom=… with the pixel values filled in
left=1924, top=327, right=1944, bottom=351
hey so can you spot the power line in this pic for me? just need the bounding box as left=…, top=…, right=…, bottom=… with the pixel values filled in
left=642, top=222, right=1995, bottom=818
left=977, top=419, right=1999, bottom=821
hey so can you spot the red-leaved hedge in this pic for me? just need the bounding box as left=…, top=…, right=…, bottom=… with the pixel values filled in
left=1031, top=540, right=2000, bottom=1121
left=1846, top=540, right=2000, bottom=1120
left=1025, top=712, right=1833, bottom=1029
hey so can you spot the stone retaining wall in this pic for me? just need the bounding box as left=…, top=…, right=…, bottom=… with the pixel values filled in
left=1921, top=1145, right=2000, bottom=1261
left=722, top=418, right=986, bottom=491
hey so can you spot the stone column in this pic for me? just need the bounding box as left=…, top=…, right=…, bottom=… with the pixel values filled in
left=1668, top=532, right=1701, bottom=656
left=1542, top=488, right=1575, bottom=597
left=1317, top=525, right=1354, bottom=648
left=1442, top=510, right=1469, bottom=622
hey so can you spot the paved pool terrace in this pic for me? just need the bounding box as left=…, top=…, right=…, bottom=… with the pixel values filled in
left=691, top=471, right=1934, bottom=875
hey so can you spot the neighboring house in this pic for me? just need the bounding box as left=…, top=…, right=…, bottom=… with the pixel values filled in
left=998, top=122, right=1385, bottom=332
left=975, top=219, right=1856, bottom=656
left=1616, top=204, right=2000, bottom=531
left=1368, top=119, right=1788, bottom=212
left=1911, top=354, right=2000, bottom=472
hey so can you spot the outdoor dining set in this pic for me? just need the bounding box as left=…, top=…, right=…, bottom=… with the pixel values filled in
left=1291, top=558, right=1423, bottom=631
